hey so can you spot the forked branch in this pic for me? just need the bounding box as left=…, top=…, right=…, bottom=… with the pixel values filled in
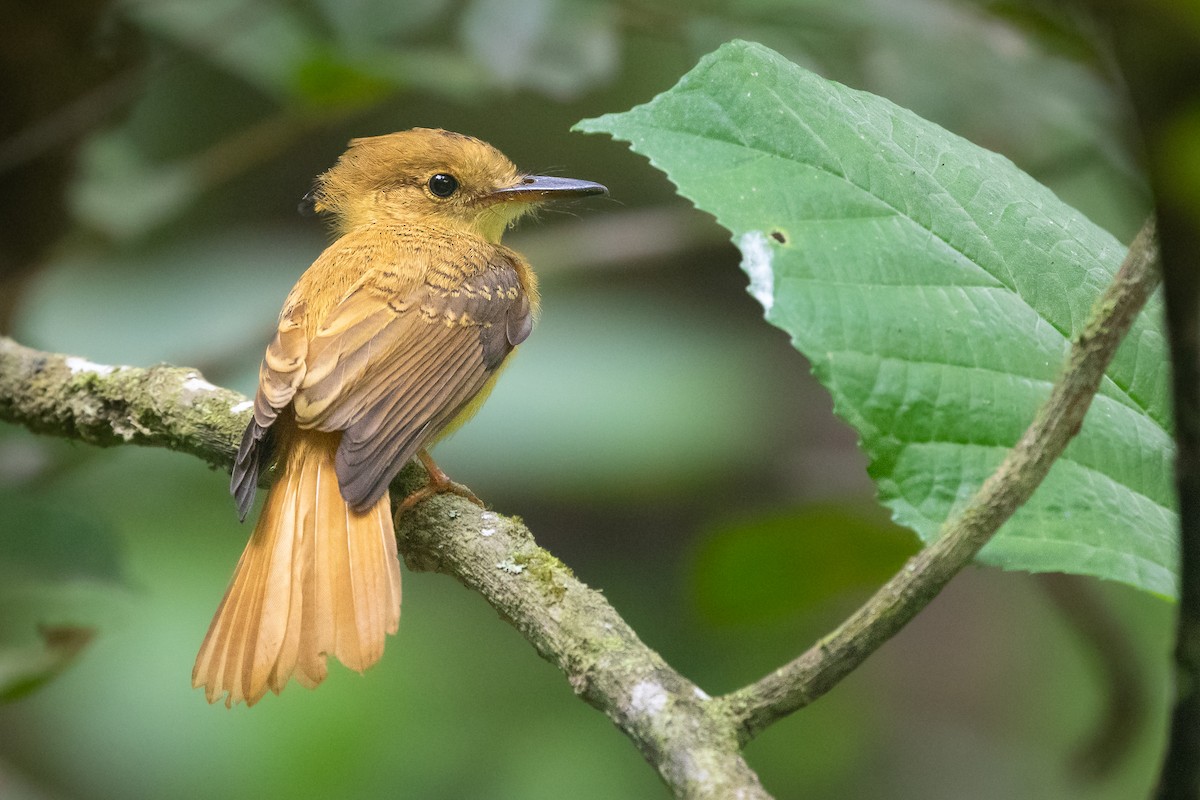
left=0, top=219, right=1158, bottom=798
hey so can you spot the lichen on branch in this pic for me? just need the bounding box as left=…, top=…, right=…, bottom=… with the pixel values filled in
left=0, top=338, right=248, bottom=471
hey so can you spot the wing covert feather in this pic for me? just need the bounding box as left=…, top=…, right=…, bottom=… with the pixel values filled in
left=231, top=229, right=533, bottom=515
left=294, top=247, right=531, bottom=510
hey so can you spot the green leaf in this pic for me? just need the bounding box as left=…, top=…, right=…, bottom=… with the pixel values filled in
left=125, top=0, right=318, bottom=99
left=459, top=0, right=618, bottom=99
left=0, top=493, right=125, bottom=586
left=693, top=505, right=919, bottom=626
left=311, top=0, right=447, bottom=45
left=289, top=49, right=394, bottom=109
left=0, top=625, right=95, bottom=703
left=0, top=492, right=129, bottom=701
left=576, top=40, right=1176, bottom=597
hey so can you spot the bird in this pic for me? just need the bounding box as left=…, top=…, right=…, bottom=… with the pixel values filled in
left=192, top=128, right=606, bottom=706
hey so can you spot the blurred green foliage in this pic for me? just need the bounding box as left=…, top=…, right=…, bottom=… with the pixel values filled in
left=0, top=0, right=1178, bottom=797
left=692, top=505, right=919, bottom=626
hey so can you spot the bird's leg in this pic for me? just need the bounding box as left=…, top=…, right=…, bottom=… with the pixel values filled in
left=395, top=449, right=484, bottom=520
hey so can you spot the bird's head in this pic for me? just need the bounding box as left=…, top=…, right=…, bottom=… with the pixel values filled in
left=305, top=128, right=606, bottom=242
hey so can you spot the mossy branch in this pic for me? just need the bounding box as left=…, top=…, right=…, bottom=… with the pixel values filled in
left=0, top=335, right=769, bottom=800
left=0, top=219, right=1158, bottom=798
left=0, top=343, right=247, bottom=471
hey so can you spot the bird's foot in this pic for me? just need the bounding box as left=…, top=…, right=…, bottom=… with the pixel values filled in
left=395, top=450, right=484, bottom=521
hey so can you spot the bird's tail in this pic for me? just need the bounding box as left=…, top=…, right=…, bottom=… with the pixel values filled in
left=193, top=429, right=401, bottom=707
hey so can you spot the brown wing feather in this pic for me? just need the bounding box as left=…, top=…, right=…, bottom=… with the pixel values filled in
left=334, top=329, right=487, bottom=507
left=231, top=228, right=532, bottom=516
left=231, top=301, right=309, bottom=520
left=293, top=249, right=530, bottom=511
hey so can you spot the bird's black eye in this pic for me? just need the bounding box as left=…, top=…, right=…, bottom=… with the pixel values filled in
left=428, top=173, right=459, bottom=198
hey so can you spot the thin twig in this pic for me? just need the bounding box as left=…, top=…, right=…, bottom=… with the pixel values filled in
left=722, top=218, right=1162, bottom=743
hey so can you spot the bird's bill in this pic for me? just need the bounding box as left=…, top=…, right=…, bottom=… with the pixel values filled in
left=490, top=175, right=608, bottom=202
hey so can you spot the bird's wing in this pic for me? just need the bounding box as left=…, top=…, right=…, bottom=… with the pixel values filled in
left=230, top=295, right=310, bottom=520
left=293, top=248, right=532, bottom=511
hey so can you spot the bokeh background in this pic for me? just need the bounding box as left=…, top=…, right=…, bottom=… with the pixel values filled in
left=0, top=0, right=1187, bottom=797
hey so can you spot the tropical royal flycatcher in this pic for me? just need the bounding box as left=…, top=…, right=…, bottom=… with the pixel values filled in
left=193, top=128, right=606, bottom=706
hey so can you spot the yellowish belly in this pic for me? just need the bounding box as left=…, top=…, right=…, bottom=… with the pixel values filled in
left=429, top=349, right=514, bottom=444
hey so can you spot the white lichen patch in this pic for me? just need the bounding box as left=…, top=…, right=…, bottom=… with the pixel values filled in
left=496, top=558, right=524, bottom=574
left=738, top=230, right=775, bottom=314
left=480, top=510, right=498, bottom=537
left=65, top=357, right=116, bottom=376
left=230, top=400, right=253, bottom=414
left=629, top=680, right=668, bottom=718
left=182, top=374, right=218, bottom=393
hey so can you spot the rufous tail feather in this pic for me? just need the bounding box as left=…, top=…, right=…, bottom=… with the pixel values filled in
left=193, top=430, right=401, bottom=707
